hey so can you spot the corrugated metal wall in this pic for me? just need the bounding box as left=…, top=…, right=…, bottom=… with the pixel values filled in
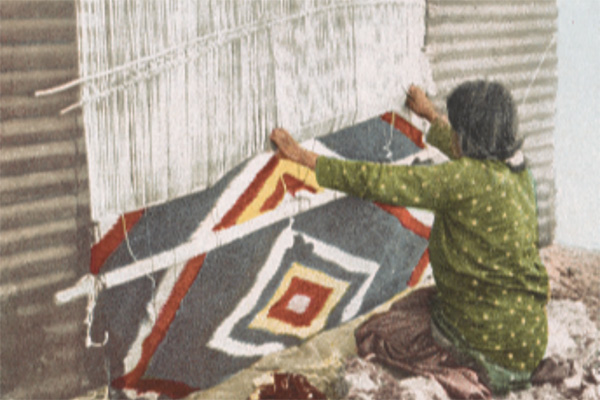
left=0, top=1, right=102, bottom=398
left=425, top=0, right=558, bottom=246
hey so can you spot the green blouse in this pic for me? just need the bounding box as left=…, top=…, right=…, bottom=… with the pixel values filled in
left=314, top=120, right=549, bottom=391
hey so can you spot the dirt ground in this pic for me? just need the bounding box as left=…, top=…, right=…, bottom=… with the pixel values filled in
left=541, top=244, right=600, bottom=329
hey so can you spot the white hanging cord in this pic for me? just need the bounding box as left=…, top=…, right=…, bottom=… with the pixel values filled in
left=122, top=213, right=158, bottom=322
left=121, top=215, right=138, bottom=263
left=383, top=111, right=395, bottom=162
left=209, top=187, right=224, bottom=249
left=278, top=163, right=308, bottom=221
left=277, top=172, right=294, bottom=218
left=84, top=275, right=109, bottom=348
left=143, top=218, right=158, bottom=324
left=382, top=26, right=398, bottom=163
left=521, top=34, right=557, bottom=107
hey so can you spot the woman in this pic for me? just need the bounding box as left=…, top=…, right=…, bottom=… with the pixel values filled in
left=270, top=81, right=549, bottom=398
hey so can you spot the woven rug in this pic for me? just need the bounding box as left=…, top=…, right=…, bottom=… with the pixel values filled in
left=89, top=113, right=433, bottom=398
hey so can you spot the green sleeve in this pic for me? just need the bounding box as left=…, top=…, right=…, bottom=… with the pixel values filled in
left=315, top=156, right=456, bottom=211
left=427, top=119, right=458, bottom=160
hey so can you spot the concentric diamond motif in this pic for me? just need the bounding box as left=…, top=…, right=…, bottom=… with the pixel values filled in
left=268, top=277, right=333, bottom=327
left=249, top=262, right=349, bottom=338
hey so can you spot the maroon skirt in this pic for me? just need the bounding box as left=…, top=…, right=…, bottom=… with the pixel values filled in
left=354, top=287, right=492, bottom=399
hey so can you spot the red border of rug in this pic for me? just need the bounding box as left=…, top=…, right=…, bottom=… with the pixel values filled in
left=90, top=209, right=145, bottom=275
left=112, top=253, right=206, bottom=398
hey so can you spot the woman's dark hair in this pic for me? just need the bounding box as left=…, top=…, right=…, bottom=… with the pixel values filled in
left=446, top=80, right=524, bottom=170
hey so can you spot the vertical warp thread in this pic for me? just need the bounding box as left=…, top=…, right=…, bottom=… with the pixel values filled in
left=77, top=0, right=430, bottom=222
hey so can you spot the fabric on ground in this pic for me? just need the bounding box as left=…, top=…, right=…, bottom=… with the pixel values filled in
left=355, top=286, right=493, bottom=399
left=248, top=372, right=327, bottom=400
left=352, top=290, right=585, bottom=399
left=88, top=114, right=433, bottom=398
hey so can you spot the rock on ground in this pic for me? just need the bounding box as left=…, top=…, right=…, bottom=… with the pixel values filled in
left=337, top=357, right=448, bottom=400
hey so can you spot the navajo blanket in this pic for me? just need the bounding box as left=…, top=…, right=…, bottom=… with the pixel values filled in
left=89, top=113, right=433, bottom=398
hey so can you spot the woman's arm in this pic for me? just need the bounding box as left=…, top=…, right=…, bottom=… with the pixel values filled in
left=406, top=85, right=461, bottom=159
left=270, top=126, right=457, bottom=211
left=271, top=85, right=457, bottom=166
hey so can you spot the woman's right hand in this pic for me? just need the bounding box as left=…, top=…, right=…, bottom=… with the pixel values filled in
left=406, top=85, right=438, bottom=122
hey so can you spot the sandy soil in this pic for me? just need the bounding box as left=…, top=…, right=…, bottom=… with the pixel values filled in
left=541, top=244, right=600, bottom=329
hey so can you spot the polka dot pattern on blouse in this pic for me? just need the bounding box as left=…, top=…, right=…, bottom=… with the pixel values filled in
left=314, top=120, right=549, bottom=374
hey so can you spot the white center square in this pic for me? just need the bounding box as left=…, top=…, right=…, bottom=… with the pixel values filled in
left=286, top=294, right=311, bottom=314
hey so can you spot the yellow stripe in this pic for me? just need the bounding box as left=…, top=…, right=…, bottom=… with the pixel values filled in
left=236, top=160, right=322, bottom=225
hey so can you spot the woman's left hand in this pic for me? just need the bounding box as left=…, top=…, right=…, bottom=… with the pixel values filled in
left=270, top=128, right=302, bottom=162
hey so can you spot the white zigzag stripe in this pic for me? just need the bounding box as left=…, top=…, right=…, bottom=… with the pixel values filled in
left=123, top=261, right=187, bottom=375
left=206, top=225, right=294, bottom=357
